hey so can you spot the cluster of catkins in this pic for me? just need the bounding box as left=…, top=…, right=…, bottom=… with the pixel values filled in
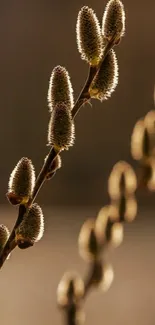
left=0, top=0, right=126, bottom=261
left=56, top=111, right=155, bottom=325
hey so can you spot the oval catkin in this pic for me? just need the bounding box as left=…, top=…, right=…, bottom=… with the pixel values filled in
left=76, top=6, right=103, bottom=66
left=15, top=203, right=44, bottom=249
left=89, top=49, right=118, bottom=101
left=47, top=103, right=75, bottom=151
left=47, top=65, right=74, bottom=112
left=7, top=157, right=35, bottom=205
left=102, top=0, right=125, bottom=44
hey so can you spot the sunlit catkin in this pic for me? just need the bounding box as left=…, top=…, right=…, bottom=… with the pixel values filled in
left=78, top=218, right=101, bottom=261
left=57, top=272, right=84, bottom=307
left=0, top=224, right=10, bottom=251
left=47, top=103, right=75, bottom=151
left=95, top=206, right=123, bottom=248
left=89, top=49, right=118, bottom=101
left=7, top=157, right=35, bottom=205
left=108, top=161, right=137, bottom=200
left=15, top=203, right=44, bottom=249
left=102, top=0, right=125, bottom=44
left=76, top=6, right=103, bottom=66
left=110, top=195, right=137, bottom=222
left=131, top=119, right=150, bottom=161
left=92, top=263, right=114, bottom=292
left=47, top=65, right=74, bottom=112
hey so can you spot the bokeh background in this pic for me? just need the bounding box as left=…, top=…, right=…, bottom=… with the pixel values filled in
left=0, top=0, right=155, bottom=324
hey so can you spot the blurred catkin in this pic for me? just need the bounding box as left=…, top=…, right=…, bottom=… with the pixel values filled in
left=76, top=6, right=103, bottom=66
left=102, top=0, right=125, bottom=44
left=78, top=218, right=101, bottom=261
left=48, top=65, right=74, bottom=112
left=89, top=49, right=118, bottom=101
left=15, top=203, right=44, bottom=249
left=7, top=157, right=35, bottom=205
left=47, top=103, right=75, bottom=151
left=57, top=272, right=85, bottom=307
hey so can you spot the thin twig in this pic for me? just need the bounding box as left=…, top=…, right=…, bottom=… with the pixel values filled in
left=0, top=38, right=115, bottom=270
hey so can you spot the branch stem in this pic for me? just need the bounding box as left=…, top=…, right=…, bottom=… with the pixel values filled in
left=0, top=39, right=115, bottom=270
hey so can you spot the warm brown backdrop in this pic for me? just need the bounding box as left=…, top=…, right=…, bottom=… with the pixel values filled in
left=0, top=0, right=154, bottom=324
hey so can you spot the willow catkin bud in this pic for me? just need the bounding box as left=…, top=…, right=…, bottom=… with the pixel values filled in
left=76, top=6, right=103, bottom=66
left=57, top=272, right=84, bottom=307
left=78, top=218, right=101, bottom=261
left=15, top=203, right=44, bottom=249
left=144, top=111, right=155, bottom=156
left=45, top=154, right=62, bottom=180
left=131, top=119, right=150, bottom=161
left=47, top=65, right=74, bottom=112
left=0, top=224, right=10, bottom=251
left=99, top=263, right=114, bottom=292
left=140, top=157, right=155, bottom=191
left=102, top=0, right=125, bottom=44
left=90, top=261, right=114, bottom=292
left=108, top=161, right=137, bottom=200
left=89, top=49, right=118, bottom=101
left=110, top=195, right=138, bottom=222
left=47, top=103, right=75, bottom=151
left=7, top=157, right=35, bottom=205
left=95, top=206, right=123, bottom=248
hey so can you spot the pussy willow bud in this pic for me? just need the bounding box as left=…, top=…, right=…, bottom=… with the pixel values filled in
left=102, top=0, right=125, bottom=44
left=47, top=65, right=74, bottom=112
left=144, top=111, right=155, bottom=155
left=131, top=119, right=150, bottom=161
left=78, top=218, right=101, bottom=261
left=89, top=49, right=118, bottom=101
left=57, top=272, right=84, bottom=307
left=95, top=206, right=123, bottom=248
left=0, top=224, right=10, bottom=251
left=90, top=262, right=114, bottom=292
left=110, top=195, right=137, bottom=222
left=45, top=154, right=62, bottom=180
left=15, top=203, right=44, bottom=249
left=108, top=161, right=137, bottom=200
left=99, top=263, right=114, bottom=292
left=140, top=157, right=155, bottom=191
left=47, top=103, right=75, bottom=151
left=76, top=6, right=103, bottom=66
left=7, top=157, right=35, bottom=205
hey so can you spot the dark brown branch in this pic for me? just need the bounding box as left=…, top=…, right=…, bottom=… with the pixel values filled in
left=0, top=38, right=115, bottom=270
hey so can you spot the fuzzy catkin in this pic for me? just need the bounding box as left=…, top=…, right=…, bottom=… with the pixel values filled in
left=0, top=224, right=10, bottom=250
left=7, top=157, right=35, bottom=205
left=47, top=103, right=75, bottom=151
left=57, top=272, right=84, bottom=307
left=76, top=6, right=103, bottom=66
left=89, top=49, right=118, bottom=101
left=102, top=0, right=125, bottom=44
left=15, top=203, right=44, bottom=248
left=47, top=65, right=74, bottom=112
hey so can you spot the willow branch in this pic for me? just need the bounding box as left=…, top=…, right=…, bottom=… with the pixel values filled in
left=0, top=38, right=115, bottom=270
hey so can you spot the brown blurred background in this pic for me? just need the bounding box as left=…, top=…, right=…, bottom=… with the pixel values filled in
left=0, top=0, right=155, bottom=324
